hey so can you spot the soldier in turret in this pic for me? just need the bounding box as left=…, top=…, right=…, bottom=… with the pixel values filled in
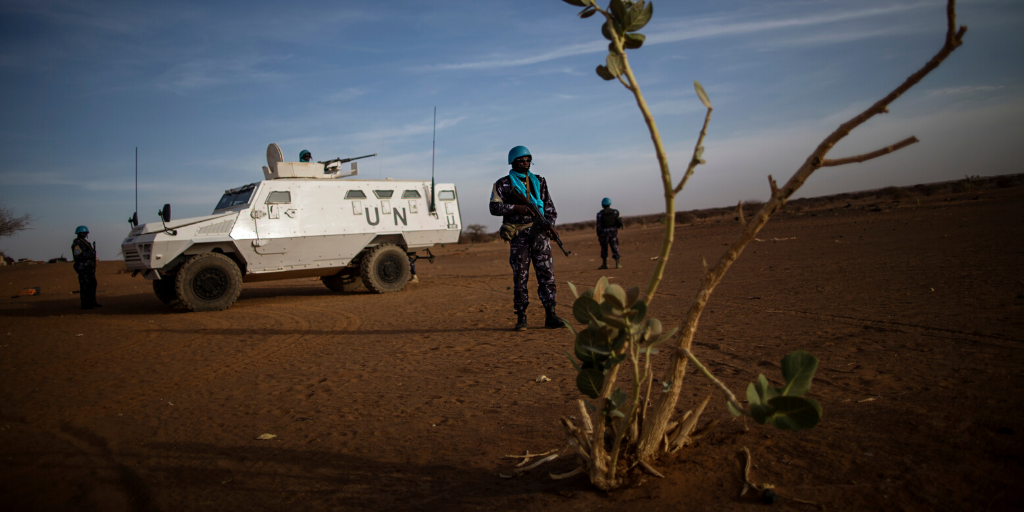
left=596, top=197, right=623, bottom=269
left=72, top=226, right=100, bottom=309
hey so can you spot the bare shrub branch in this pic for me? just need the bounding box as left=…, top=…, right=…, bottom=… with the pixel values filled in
left=821, top=136, right=920, bottom=167
left=0, top=204, right=32, bottom=239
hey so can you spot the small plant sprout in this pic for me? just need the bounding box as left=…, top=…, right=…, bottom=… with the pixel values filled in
left=554, top=0, right=967, bottom=491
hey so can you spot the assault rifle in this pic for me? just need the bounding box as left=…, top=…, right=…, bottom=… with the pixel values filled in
left=509, top=189, right=571, bottom=257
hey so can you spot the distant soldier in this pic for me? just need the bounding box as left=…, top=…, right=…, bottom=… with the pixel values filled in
left=408, top=255, right=419, bottom=284
left=72, top=226, right=100, bottom=309
left=489, top=146, right=566, bottom=331
left=299, top=149, right=312, bottom=162
left=596, top=197, right=623, bottom=269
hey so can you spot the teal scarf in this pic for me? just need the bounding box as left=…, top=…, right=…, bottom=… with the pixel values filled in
left=509, top=170, right=545, bottom=212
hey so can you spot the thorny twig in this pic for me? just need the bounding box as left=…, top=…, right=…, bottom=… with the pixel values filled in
left=499, top=453, right=560, bottom=478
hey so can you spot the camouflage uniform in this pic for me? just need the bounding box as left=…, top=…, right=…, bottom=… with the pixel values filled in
left=489, top=174, right=558, bottom=313
left=596, top=207, right=622, bottom=260
left=72, top=237, right=98, bottom=309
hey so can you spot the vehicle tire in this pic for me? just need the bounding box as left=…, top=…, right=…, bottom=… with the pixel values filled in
left=360, top=243, right=410, bottom=294
left=175, top=253, right=243, bottom=312
left=153, top=277, right=182, bottom=307
left=322, top=272, right=362, bottom=292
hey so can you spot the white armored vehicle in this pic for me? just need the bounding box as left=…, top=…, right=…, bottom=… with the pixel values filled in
left=121, top=144, right=462, bottom=311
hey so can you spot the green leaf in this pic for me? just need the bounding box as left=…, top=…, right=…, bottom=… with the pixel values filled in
left=581, top=344, right=611, bottom=356
left=625, top=286, right=641, bottom=307
left=568, top=281, right=579, bottom=299
left=604, top=283, right=627, bottom=308
left=561, top=0, right=588, bottom=6
left=602, top=353, right=627, bottom=371
left=594, top=277, right=609, bottom=302
left=576, top=369, right=604, bottom=399
left=596, top=65, right=615, bottom=81
left=645, top=318, right=662, bottom=338
left=628, top=1, right=653, bottom=32
left=564, top=350, right=582, bottom=373
left=573, top=296, right=601, bottom=324
left=746, top=381, right=762, bottom=408
left=579, top=6, right=597, bottom=18
left=609, top=409, right=626, bottom=418
left=609, top=329, right=628, bottom=352
left=694, top=80, right=712, bottom=109
left=601, top=20, right=616, bottom=41
left=648, top=326, right=678, bottom=348
left=765, top=396, right=823, bottom=430
left=778, top=350, right=818, bottom=397
left=564, top=320, right=577, bottom=336
left=606, top=52, right=625, bottom=78
left=600, top=301, right=626, bottom=325
left=610, top=388, right=628, bottom=409
left=628, top=299, right=647, bottom=324
left=575, top=330, right=604, bottom=365
left=726, top=400, right=744, bottom=417
left=749, top=403, right=768, bottom=424
left=610, top=0, right=628, bottom=23
left=639, top=347, right=659, bottom=355
left=623, top=32, right=645, bottom=49
left=602, top=314, right=627, bottom=330
left=755, top=374, right=779, bottom=402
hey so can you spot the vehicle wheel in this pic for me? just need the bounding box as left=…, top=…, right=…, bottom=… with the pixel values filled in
left=322, top=272, right=362, bottom=292
left=360, top=243, right=410, bottom=293
left=175, top=253, right=242, bottom=312
left=152, top=276, right=182, bottom=306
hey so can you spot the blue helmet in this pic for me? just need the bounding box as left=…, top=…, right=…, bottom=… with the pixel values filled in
left=75, top=226, right=89, bottom=234
left=508, top=145, right=531, bottom=165
left=601, top=197, right=612, bottom=207
left=299, top=149, right=311, bottom=161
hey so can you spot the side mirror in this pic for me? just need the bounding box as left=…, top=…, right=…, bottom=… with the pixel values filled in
left=159, top=204, right=171, bottom=222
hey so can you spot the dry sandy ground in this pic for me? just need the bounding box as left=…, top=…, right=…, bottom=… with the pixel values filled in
left=1, top=186, right=1022, bottom=511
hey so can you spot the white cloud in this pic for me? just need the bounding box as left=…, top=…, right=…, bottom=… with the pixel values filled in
left=326, top=87, right=368, bottom=103
left=924, top=85, right=1005, bottom=97
left=427, top=2, right=937, bottom=70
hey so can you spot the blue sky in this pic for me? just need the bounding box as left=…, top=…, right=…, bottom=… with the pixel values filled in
left=1, top=0, right=1021, bottom=260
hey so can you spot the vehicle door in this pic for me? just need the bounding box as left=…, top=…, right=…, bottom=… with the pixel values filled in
left=438, top=189, right=460, bottom=229
left=251, top=188, right=299, bottom=255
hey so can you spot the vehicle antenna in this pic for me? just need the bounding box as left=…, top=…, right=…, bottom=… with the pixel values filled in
left=129, top=147, right=139, bottom=227
left=135, top=147, right=138, bottom=219
left=430, top=107, right=436, bottom=214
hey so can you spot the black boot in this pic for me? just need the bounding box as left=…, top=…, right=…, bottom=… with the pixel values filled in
left=514, top=311, right=528, bottom=331
left=544, top=305, right=566, bottom=329
left=614, top=258, right=621, bottom=269
left=598, top=258, right=608, bottom=270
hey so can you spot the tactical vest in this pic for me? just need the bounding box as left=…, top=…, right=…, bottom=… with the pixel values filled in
left=600, top=210, right=619, bottom=228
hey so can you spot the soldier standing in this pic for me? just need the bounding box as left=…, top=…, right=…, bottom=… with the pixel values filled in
left=596, top=197, right=622, bottom=269
left=489, top=146, right=566, bottom=331
left=72, top=226, right=100, bottom=309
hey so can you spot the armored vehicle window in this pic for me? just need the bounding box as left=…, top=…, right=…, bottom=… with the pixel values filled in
left=402, top=190, right=421, bottom=198
left=439, top=190, right=456, bottom=201
left=373, top=190, right=394, bottom=199
left=345, top=190, right=367, bottom=199
left=215, top=188, right=255, bottom=210
left=265, top=191, right=291, bottom=204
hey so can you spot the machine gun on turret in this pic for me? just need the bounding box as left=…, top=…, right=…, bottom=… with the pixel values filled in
left=320, top=153, right=377, bottom=174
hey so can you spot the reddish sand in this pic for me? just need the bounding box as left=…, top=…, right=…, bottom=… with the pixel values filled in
left=1, top=186, right=1022, bottom=511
